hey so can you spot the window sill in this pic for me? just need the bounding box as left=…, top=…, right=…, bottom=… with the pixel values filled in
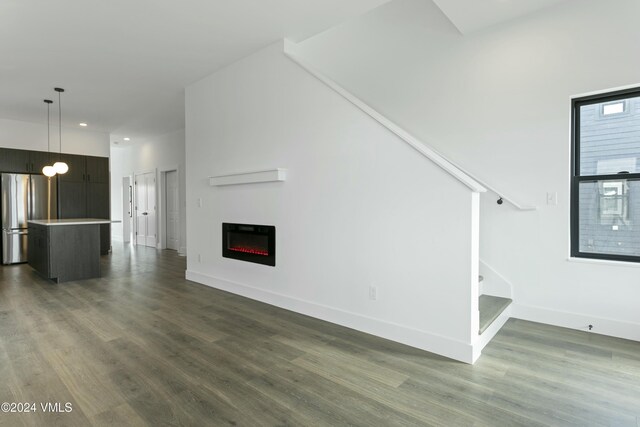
left=567, top=257, right=640, bottom=268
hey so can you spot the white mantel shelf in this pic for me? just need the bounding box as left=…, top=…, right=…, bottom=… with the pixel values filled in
left=209, top=168, right=287, bottom=186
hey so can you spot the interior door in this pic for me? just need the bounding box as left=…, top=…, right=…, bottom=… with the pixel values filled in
left=166, top=170, right=179, bottom=250
left=135, top=172, right=156, bottom=248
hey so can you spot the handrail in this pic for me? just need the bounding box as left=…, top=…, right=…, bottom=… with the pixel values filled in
left=283, top=40, right=485, bottom=194
left=443, top=161, right=537, bottom=211
left=283, top=40, right=536, bottom=210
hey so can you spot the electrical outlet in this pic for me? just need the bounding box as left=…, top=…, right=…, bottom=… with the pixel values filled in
left=197, top=198, right=203, bottom=208
left=369, top=286, right=378, bottom=301
left=197, top=254, right=202, bottom=263
left=546, top=192, right=558, bottom=206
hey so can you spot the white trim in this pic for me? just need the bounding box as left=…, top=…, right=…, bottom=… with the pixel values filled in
left=472, top=305, right=512, bottom=362
left=567, top=257, right=640, bottom=268
left=178, top=246, right=187, bottom=256
left=209, top=168, right=287, bottom=186
left=512, top=303, right=640, bottom=342
left=185, top=270, right=475, bottom=364
left=469, top=192, right=480, bottom=342
left=122, top=175, right=132, bottom=243
left=158, top=166, right=181, bottom=251
left=571, top=82, right=640, bottom=100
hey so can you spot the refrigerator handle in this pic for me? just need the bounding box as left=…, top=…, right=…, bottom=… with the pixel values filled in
left=28, top=176, right=32, bottom=220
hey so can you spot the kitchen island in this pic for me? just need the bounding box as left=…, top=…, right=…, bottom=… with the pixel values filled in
left=27, top=218, right=110, bottom=283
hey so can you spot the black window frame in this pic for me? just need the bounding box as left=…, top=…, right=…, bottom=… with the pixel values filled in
left=571, top=86, right=640, bottom=263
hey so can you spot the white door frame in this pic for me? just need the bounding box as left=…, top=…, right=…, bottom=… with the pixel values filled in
left=158, top=165, right=180, bottom=251
left=122, top=176, right=133, bottom=243
left=133, top=169, right=157, bottom=247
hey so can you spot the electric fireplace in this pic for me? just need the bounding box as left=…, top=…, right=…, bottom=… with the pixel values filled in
left=222, top=223, right=275, bottom=266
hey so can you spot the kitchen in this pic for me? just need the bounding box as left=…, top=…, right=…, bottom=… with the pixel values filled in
left=1, top=141, right=111, bottom=282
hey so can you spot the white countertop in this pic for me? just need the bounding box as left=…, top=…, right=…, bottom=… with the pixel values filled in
left=28, top=218, right=112, bottom=226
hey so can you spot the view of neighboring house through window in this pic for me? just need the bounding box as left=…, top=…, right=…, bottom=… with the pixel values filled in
left=572, top=88, right=640, bottom=262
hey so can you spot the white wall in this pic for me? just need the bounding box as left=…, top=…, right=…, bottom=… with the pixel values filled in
left=295, top=0, right=640, bottom=340
left=0, top=117, right=109, bottom=157
left=110, top=129, right=187, bottom=255
left=186, top=41, right=481, bottom=363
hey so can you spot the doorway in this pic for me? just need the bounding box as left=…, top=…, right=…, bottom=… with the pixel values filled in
left=134, top=171, right=156, bottom=248
left=165, top=170, right=179, bottom=251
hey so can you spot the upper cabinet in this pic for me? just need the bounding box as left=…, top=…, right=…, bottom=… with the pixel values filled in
left=85, top=156, right=109, bottom=183
left=55, top=154, right=109, bottom=183
left=0, top=148, right=30, bottom=173
left=57, top=153, right=86, bottom=182
left=29, top=151, right=54, bottom=173
left=0, top=148, right=81, bottom=175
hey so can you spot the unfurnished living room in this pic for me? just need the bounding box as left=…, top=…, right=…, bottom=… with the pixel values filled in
left=1, top=0, right=639, bottom=425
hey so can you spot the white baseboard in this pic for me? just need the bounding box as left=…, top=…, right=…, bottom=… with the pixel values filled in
left=512, top=304, right=640, bottom=342
left=185, top=270, right=475, bottom=364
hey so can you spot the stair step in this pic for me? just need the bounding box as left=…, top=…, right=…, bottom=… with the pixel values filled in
left=479, top=295, right=512, bottom=334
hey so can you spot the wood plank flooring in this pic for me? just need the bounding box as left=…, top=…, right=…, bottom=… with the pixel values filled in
left=0, top=245, right=639, bottom=426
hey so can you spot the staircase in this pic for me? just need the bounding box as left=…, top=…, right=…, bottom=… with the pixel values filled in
left=284, top=41, right=525, bottom=363
left=477, top=274, right=512, bottom=336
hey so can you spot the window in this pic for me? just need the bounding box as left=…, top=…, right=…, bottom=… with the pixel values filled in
left=601, top=101, right=626, bottom=116
left=572, top=88, right=640, bottom=262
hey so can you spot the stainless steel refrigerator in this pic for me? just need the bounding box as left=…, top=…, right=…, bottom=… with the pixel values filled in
left=1, top=173, right=57, bottom=264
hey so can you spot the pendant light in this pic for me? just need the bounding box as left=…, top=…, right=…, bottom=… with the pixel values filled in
left=52, top=87, right=69, bottom=175
left=42, top=99, right=57, bottom=177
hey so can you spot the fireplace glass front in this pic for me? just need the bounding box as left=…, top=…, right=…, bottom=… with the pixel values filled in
left=222, top=223, right=275, bottom=266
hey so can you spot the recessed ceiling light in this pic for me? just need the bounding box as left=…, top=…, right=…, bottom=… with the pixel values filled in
left=124, top=137, right=130, bottom=141
left=79, top=122, right=88, bottom=127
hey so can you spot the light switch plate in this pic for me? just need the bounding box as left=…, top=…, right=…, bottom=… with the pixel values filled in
left=546, top=192, right=558, bottom=205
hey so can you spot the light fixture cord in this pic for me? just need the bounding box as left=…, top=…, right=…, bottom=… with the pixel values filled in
left=58, top=90, right=62, bottom=158
left=47, top=102, right=51, bottom=162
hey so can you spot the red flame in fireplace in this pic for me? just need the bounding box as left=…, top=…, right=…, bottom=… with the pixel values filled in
left=229, top=247, right=269, bottom=256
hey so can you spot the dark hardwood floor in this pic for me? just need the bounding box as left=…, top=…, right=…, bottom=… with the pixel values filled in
left=0, top=245, right=639, bottom=426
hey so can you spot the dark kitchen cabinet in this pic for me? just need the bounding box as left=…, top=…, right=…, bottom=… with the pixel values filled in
left=57, top=154, right=110, bottom=254
left=86, top=158, right=110, bottom=254
left=57, top=153, right=86, bottom=182
left=58, top=181, right=87, bottom=218
left=87, top=182, right=110, bottom=254
left=0, top=148, right=68, bottom=174
left=86, top=156, right=109, bottom=183
left=0, top=148, right=30, bottom=173
left=27, top=222, right=50, bottom=276
left=29, top=150, right=54, bottom=174
left=28, top=221, right=101, bottom=283
left=87, top=183, right=109, bottom=217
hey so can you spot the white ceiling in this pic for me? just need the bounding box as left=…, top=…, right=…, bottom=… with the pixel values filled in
left=0, top=0, right=391, bottom=141
left=432, top=0, right=571, bottom=34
